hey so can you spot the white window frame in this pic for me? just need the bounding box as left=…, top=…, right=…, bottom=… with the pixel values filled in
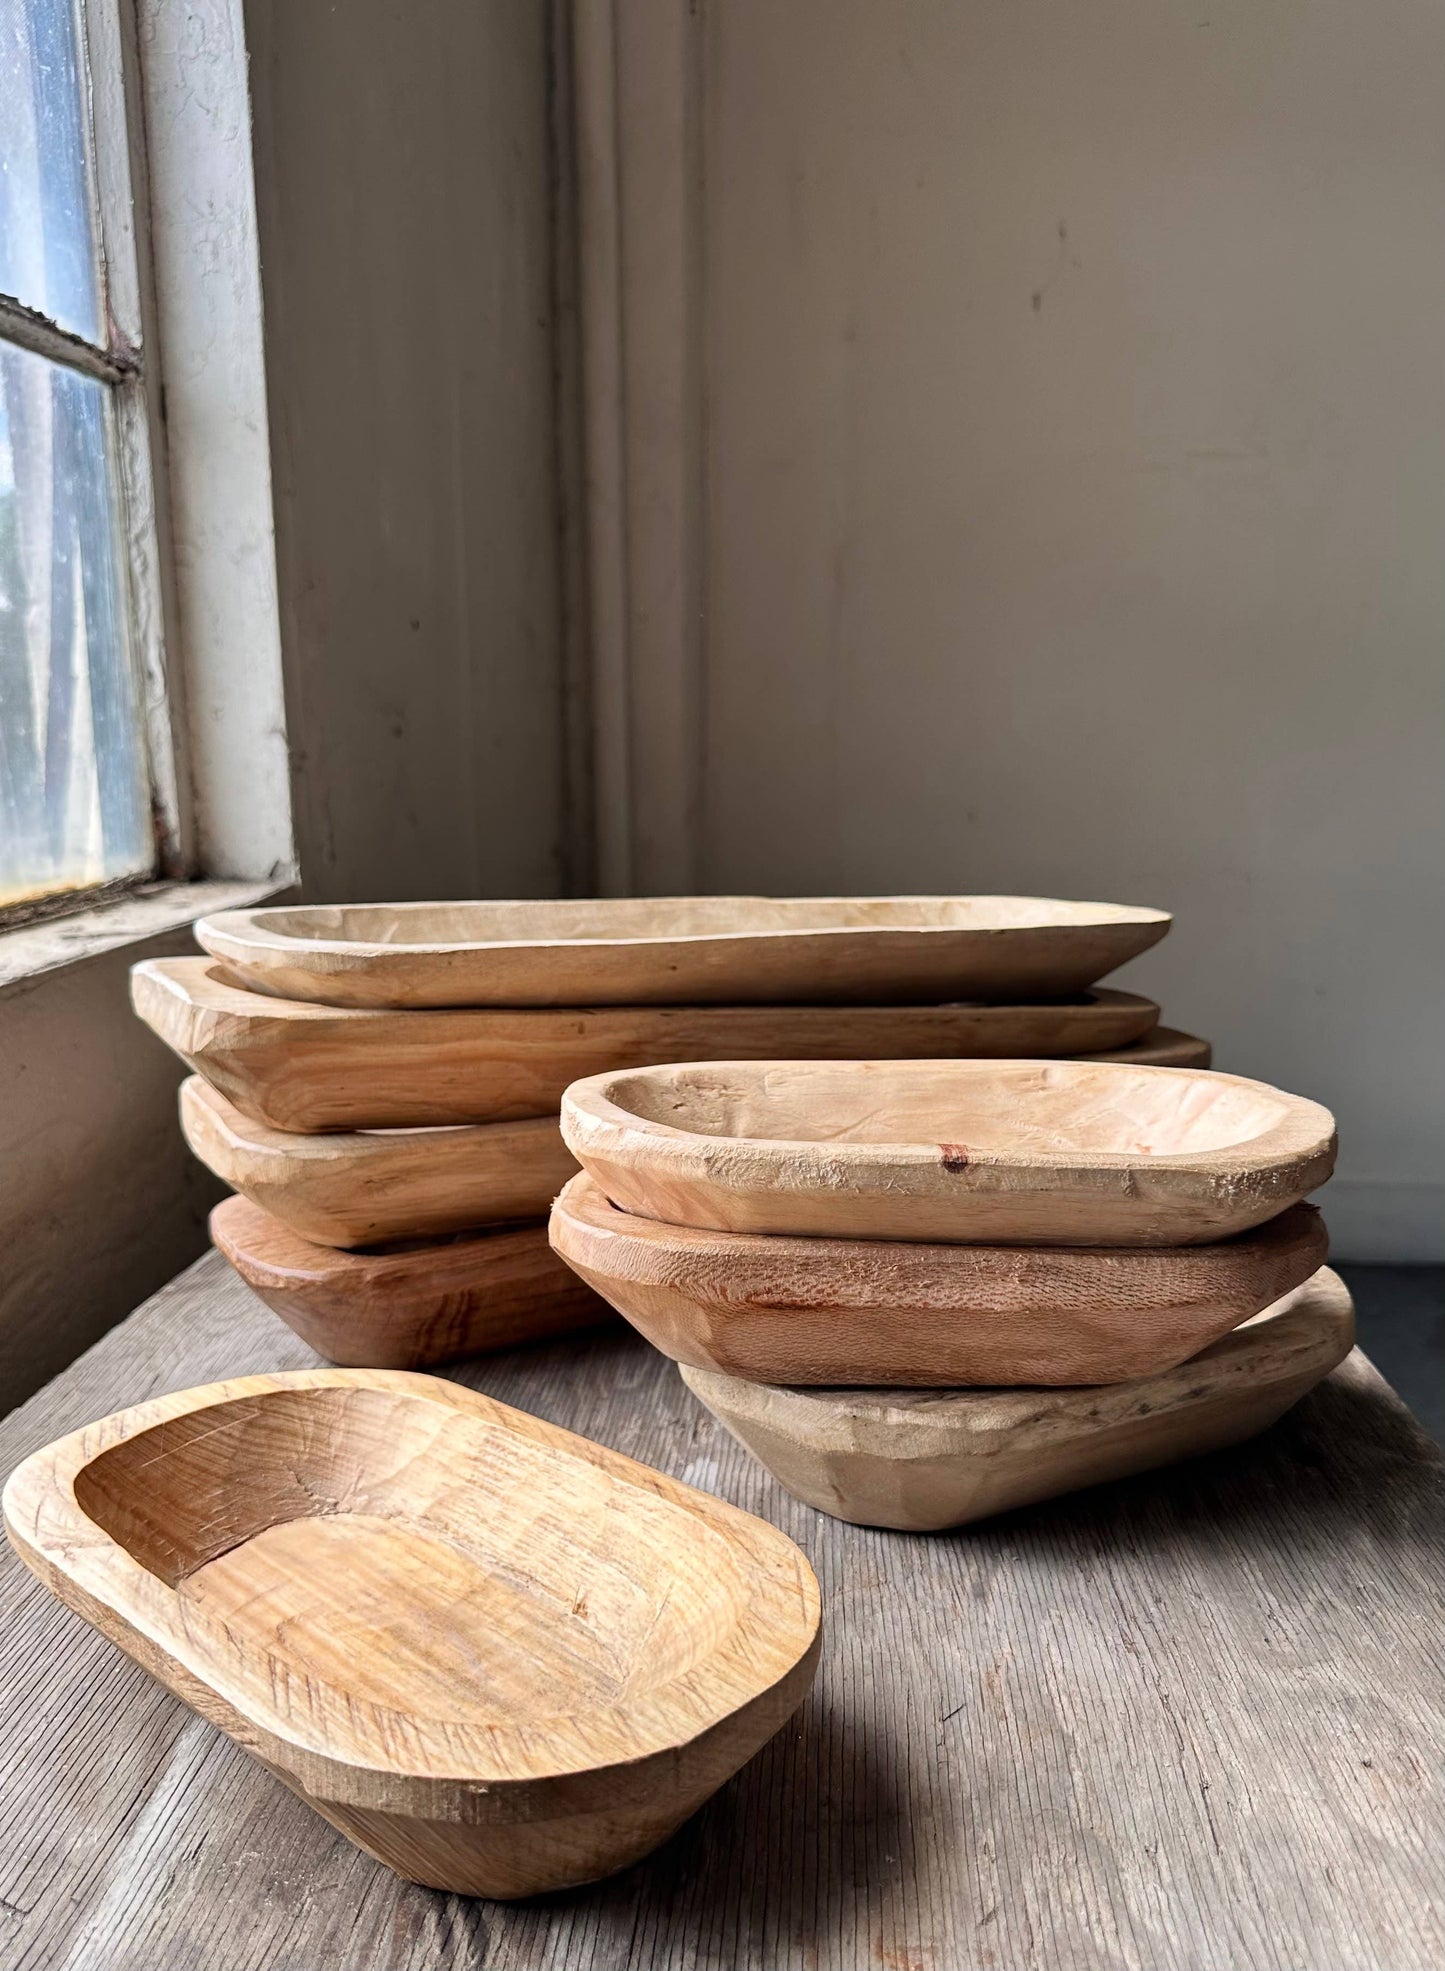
left=0, top=0, right=186, bottom=924
left=0, top=0, right=294, bottom=941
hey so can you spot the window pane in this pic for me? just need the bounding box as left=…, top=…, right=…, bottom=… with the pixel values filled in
left=0, top=341, right=151, bottom=905
left=0, top=0, right=102, bottom=343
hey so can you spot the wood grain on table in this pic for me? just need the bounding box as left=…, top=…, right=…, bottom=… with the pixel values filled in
left=0, top=1252, right=1440, bottom=1971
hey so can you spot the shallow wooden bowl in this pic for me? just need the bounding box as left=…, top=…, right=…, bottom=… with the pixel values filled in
left=561, top=1059, right=1337, bottom=1247
left=182, top=1078, right=577, bottom=1248
left=132, top=957, right=1159, bottom=1132
left=197, top=895, right=1171, bottom=1008
left=550, top=1175, right=1329, bottom=1385
left=212, top=1197, right=612, bottom=1368
left=2, top=1369, right=822, bottom=1896
left=680, top=1268, right=1355, bottom=1529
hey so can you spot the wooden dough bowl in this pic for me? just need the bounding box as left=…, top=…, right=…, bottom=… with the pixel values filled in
left=211, top=1197, right=613, bottom=1369
left=131, top=957, right=1160, bottom=1132
left=550, top=1174, right=1329, bottom=1386
left=2, top=1369, right=822, bottom=1897
left=680, top=1268, right=1355, bottom=1530
left=197, top=895, right=1171, bottom=1009
left=183, top=1077, right=578, bottom=1248
left=561, top=1059, right=1337, bottom=1248
left=1084, top=1025, right=1211, bottom=1069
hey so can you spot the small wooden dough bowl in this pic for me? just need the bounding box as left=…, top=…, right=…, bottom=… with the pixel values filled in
left=2, top=1369, right=822, bottom=1897
left=196, top=895, right=1171, bottom=1009
left=681, top=1268, right=1355, bottom=1530
left=212, top=1197, right=612, bottom=1369
left=182, top=1077, right=578, bottom=1248
left=549, top=1175, right=1329, bottom=1385
left=560, top=1058, right=1337, bottom=1248
left=131, top=957, right=1160, bottom=1132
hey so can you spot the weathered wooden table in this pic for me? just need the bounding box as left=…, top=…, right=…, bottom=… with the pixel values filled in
left=1, top=1254, right=1440, bottom=1971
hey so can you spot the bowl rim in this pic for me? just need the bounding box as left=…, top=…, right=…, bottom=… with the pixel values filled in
left=2, top=1368, right=822, bottom=1808
left=560, top=1057, right=1338, bottom=1186
left=142, top=954, right=1161, bottom=1025
left=197, top=893, right=1172, bottom=960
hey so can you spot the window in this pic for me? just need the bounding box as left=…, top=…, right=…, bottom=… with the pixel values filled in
left=0, top=0, right=172, bottom=920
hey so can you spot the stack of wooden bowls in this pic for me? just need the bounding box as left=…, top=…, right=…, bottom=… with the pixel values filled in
left=130, top=894, right=1205, bottom=1373
left=550, top=1057, right=1350, bottom=1530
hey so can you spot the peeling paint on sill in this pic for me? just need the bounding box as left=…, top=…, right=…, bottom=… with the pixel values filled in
left=0, top=878, right=293, bottom=998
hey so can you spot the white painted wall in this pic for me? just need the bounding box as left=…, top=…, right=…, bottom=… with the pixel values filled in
left=595, top=0, right=1442, bottom=1258
left=244, top=0, right=571, bottom=903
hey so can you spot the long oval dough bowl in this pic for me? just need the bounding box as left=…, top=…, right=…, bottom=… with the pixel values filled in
left=197, top=895, right=1171, bottom=1008
left=183, top=1077, right=578, bottom=1247
left=211, top=1197, right=611, bottom=1368
left=2, top=1370, right=822, bottom=1898
left=132, top=957, right=1159, bottom=1131
left=680, top=1268, right=1355, bottom=1529
left=550, top=1174, right=1329, bottom=1385
left=560, top=1059, right=1337, bottom=1247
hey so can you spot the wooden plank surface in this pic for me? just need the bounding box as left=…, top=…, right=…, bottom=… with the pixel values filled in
left=0, top=1253, right=1441, bottom=1971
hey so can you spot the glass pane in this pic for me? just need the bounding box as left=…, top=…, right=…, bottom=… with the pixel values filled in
left=0, top=341, right=152, bottom=905
left=0, top=0, right=102, bottom=342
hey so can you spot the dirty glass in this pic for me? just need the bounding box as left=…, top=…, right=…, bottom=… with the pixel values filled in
left=0, top=0, right=153, bottom=907
left=0, top=340, right=151, bottom=904
left=0, top=0, right=103, bottom=342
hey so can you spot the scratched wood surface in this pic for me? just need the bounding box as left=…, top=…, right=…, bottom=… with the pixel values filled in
left=0, top=1253, right=1441, bottom=1971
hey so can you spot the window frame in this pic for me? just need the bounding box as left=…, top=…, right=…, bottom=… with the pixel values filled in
left=0, top=0, right=190, bottom=930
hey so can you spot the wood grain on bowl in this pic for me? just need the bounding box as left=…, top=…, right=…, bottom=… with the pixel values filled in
left=680, top=1268, right=1355, bottom=1529
left=196, top=895, right=1171, bottom=1008
left=181, top=1077, right=577, bottom=1247
left=2, top=1370, right=822, bottom=1897
left=560, top=1058, right=1337, bottom=1247
left=211, top=1197, right=612, bottom=1368
left=550, top=1175, right=1329, bottom=1385
left=132, top=957, right=1158, bottom=1131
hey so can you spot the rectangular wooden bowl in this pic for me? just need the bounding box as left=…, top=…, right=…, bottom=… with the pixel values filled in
left=2, top=1370, right=822, bottom=1897
left=196, top=894, right=1171, bottom=1008
left=182, top=1077, right=578, bottom=1248
left=549, top=1174, right=1330, bottom=1386
left=680, top=1269, right=1355, bottom=1529
left=131, top=957, right=1160, bottom=1131
left=560, top=1058, right=1338, bottom=1247
left=211, top=1196, right=611, bottom=1369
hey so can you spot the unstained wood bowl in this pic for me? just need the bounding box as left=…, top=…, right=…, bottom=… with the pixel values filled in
left=196, top=894, right=1171, bottom=1009
left=182, top=1077, right=578, bottom=1248
left=131, top=956, right=1160, bottom=1131
left=549, top=1174, right=1329, bottom=1385
left=2, top=1369, right=822, bottom=1896
left=1082, top=1025, right=1211, bottom=1068
left=211, top=1196, right=613, bottom=1368
left=680, top=1268, right=1355, bottom=1530
left=560, top=1058, right=1338, bottom=1247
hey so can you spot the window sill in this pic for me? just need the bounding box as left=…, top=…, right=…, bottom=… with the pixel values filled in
left=0, top=878, right=292, bottom=999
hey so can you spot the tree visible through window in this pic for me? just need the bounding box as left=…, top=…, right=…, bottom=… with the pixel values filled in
left=0, top=0, right=157, bottom=914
